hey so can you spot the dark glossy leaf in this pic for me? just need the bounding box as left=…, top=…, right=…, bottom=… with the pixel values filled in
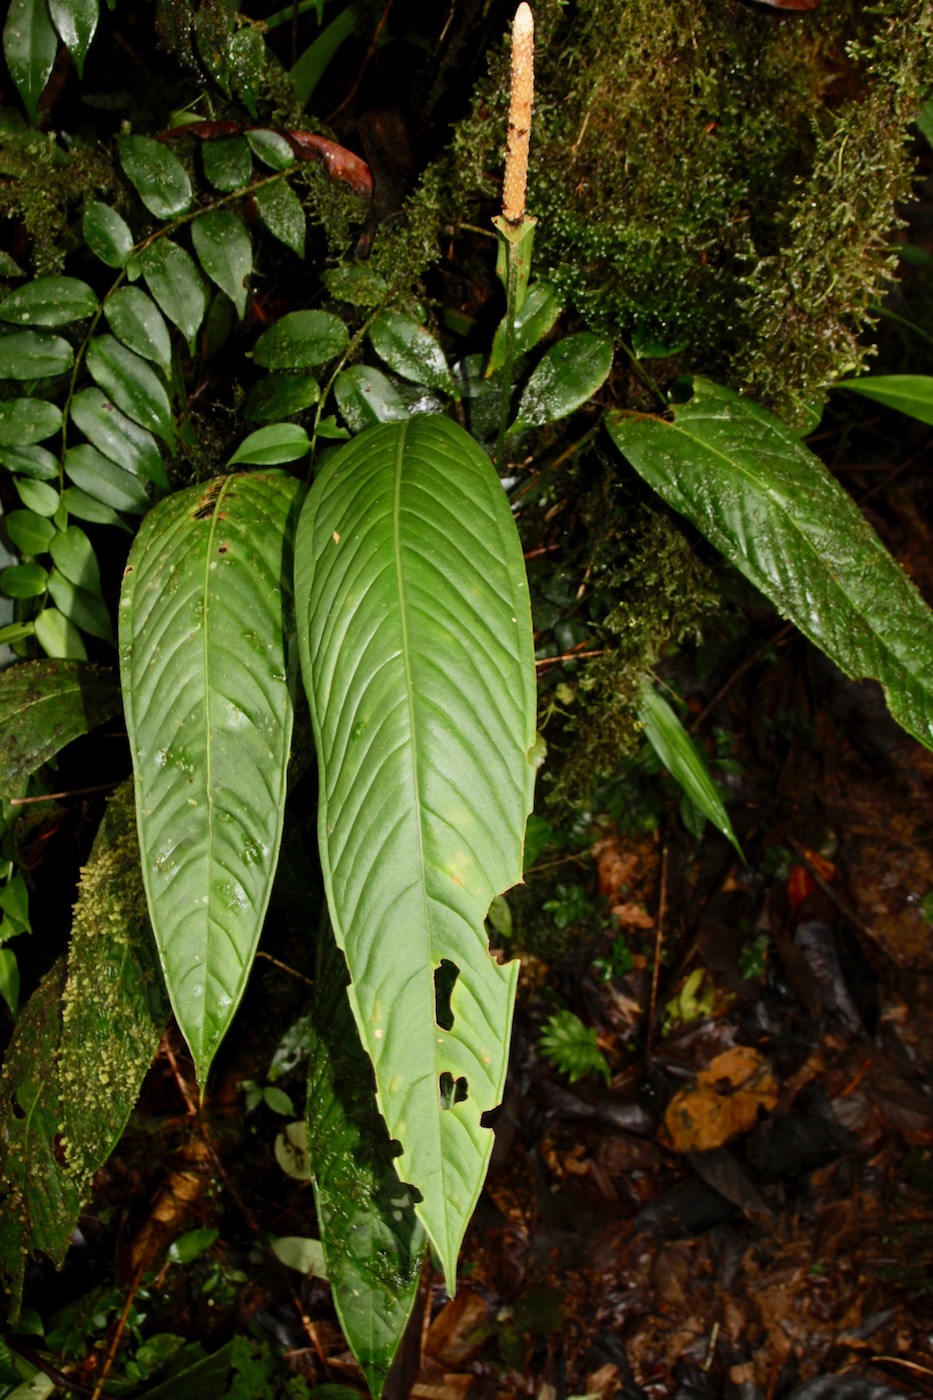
left=334, top=365, right=408, bottom=433
left=0, top=960, right=79, bottom=1320
left=253, top=309, right=348, bottom=370
left=59, top=782, right=170, bottom=1195
left=488, top=280, right=563, bottom=378
left=71, top=386, right=168, bottom=489
left=1, top=562, right=48, bottom=597
left=834, top=374, right=933, bottom=426
left=192, top=211, right=252, bottom=319
left=0, top=276, right=97, bottom=327
left=65, top=443, right=150, bottom=514
left=0, top=397, right=62, bottom=446
left=202, top=135, right=252, bottom=192
left=105, top=286, right=172, bottom=373
left=48, top=569, right=114, bottom=643
left=369, top=312, right=455, bottom=396
left=637, top=683, right=742, bottom=856
left=14, top=476, right=60, bottom=515
left=140, top=239, right=207, bottom=350
left=295, top=416, right=536, bottom=1286
left=35, top=606, right=87, bottom=659
left=227, top=423, right=310, bottom=466
left=243, top=372, right=319, bottom=422
left=0, top=329, right=73, bottom=379
left=254, top=180, right=306, bottom=259
left=119, top=134, right=192, bottom=219
left=3, top=0, right=57, bottom=124
left=48, top=0, right=97, bottom=74
left=511, top=332, right=613, bottom=431
left=245, top=128, right=295, bottom=170
left=83, top=202, right=134, bottom=269
left=0, top=442, right=58, bottom=478
left=85, top=334, right=174, bottom=444
left=0, top=659, right=120, bottom=793
left=307, top=923, right=426, bottom=1398
left=607, top=378, right=933, bottom=752
left=120, top=472, right=304, bottom=1082
left=4, top=508, right=55, bottom=554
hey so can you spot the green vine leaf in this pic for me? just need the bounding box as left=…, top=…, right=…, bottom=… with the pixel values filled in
left=5, top=508, right=55, bottom=554
left=253, top=181, right=306, bottom=259
left=35, top=607, right=86, bottom=659
left=0, top=330, right=74, bottom=379
left=192, top=211, right=252, bottom=319
left=295, top=416, right=537, bottom=1288
left=202, top=136, right=253, bottom=193
left=368, top=312, right=455, bottom=397
left=0, top=275, right=97, bottom=326
left=71, top=386, right=168, bottom=489
left=510, top=332, right=613, bottom=432
left=0, top=442, right=57, bottom=478
left=83, top=202, right=133, bottom=269
left=0, top=397, right=62, bottom=447
left=252, top=310, right=349, bottom=370
left=0, top=659, right=120, bottom=793
left=607, top=378, right=933, bottom=752
left=334, top=366, right=408, bottom=433
left=65, top=442, right=150, bottom=515
left=119, top=134, right=192, bottom=219
left=85, top=335, right=174, bottom=444
left=227, top=423, right=310, bottom=466
left=119, top=472, right=305, bottom=1083
left=104, top=287, right=173, bottom=374
left=140, top=240, right=207, bottom=352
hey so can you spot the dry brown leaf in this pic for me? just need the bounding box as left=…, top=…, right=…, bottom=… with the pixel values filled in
left=662, top=1046, right=778, bottom=1153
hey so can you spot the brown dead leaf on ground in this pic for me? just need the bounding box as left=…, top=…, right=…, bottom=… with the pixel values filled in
left=662, top=1046, right=779, bottom=1153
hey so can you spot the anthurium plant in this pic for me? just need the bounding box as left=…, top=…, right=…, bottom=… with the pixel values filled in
left=2, top=2, right=933, bottom=1396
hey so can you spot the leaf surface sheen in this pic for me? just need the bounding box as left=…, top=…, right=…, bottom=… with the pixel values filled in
left=120, top=472, right=304, bottom=1082
left=296, top=416, right=536, bottom=1288
left=607, top=378, right=933, bottom=751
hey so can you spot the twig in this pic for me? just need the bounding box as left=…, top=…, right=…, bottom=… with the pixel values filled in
left=255, top=950, right=315, bottom=987
left=10, top=780, right=119, bottom=806
left=535, top=648, right=605, bottom=669
left=1, top=1338, right=96, bottom=1396
left=90, top=1261, right=146, bottom=1400
left=644, top=843, right=668, bottom=1062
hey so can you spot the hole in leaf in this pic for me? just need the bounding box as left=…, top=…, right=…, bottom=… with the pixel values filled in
left=10, top=1094, right=25, bottom=1120
left=434, top=958, right=458, bottom=1032
left=193, top=482, right=222, bottom=520
left=438, top=1072, right=468, bottom=1110
left=217, top=543, right=229, bottom=554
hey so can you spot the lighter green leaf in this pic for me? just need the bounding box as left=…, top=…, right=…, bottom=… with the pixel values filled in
left=323, top=263, right=388, bottom=308
left=227, top=423, right=310, bottom=466
left=0, top=398, right=62, bottom=447
left=49, top=524, right=100, bottom=591
left=369, top=312, right=455, bottom=396
left=253, top=310, right=348, bottom=370
left=83, top=202, right=133, bottom=269
left=3, top=0, right=57, bottom=124
left=48, top=0, right=97, bottom=74
left=140, top=240, right=207, bottom=351
left=65, top=443, right=150, bottom=514
left=14, top=477, right=59, bottom=516
left=0, top=330, right=73, bottom=379
left=295, top=416, right=536, bottom=1288
left=270, top=1236, right=326, bottom=1275
left=105, top=287, right=172, bottom=373
left=637, top=683, right=742, bottom=856
left=192, top=211, right=252, bottom=319
left=335, top=366, right=409, bottom=433
left=245, top=128, right=295, bottom=170
left=290, top=4, right=358, bottom=105
left=243, top=373, right=319, bottom=423
left=488, top=281, right=563, bottom=378
left=0, top=276, right=97, bottom=327
left=71, top=386, right=168, bottom=488
left=0, top=659, right=120, bottom=793
left=48, top=569, right=114, bottom=644
left=511, top=332, right=613, bottom=432
left=63, top=486, right=128, bottom=529
left=119, top=134, right=192, bottom=219
left=1, top=563, right=48, bottom=598
left=0, top=443, right=57, bottom=478
left=85, top=335, right=174, bottom=444
left=119, top=472, right=305, bottom=1082
left=34, top=607, right=87, bottom=659
left=834, top=374, right=933, bottom=426
left=254, top=181, right=306, bottom=259
left=4, top=509, right=55, bottom=555
left=607, top=378, right=933, bottom=752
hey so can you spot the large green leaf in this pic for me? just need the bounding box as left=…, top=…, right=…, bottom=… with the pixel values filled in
left=833, top=373, right=933, bottom=426
left=191, top=211, right=252, bottom=319
left=58, top=782, right=171, bottom=1195
left=119, top=472, right=304, bottom=1082
left=295, top=416, right=537, bottom=1288
left=0, top=659, right=120, bottom=793
left=606, top=378, right=933, bottom=751
left=0, top=276, right=97, bottom=326
left=307, top=921, right=426, bottom=1399
left=3, top=0, right=57, bottom=124
left=0, top=960, right=79, bottom=1320
left=140, top=240, right=207, bottom=351
left=48, top=0, right=97, bottom=75
left=86, top=335, right=174, bottom=444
